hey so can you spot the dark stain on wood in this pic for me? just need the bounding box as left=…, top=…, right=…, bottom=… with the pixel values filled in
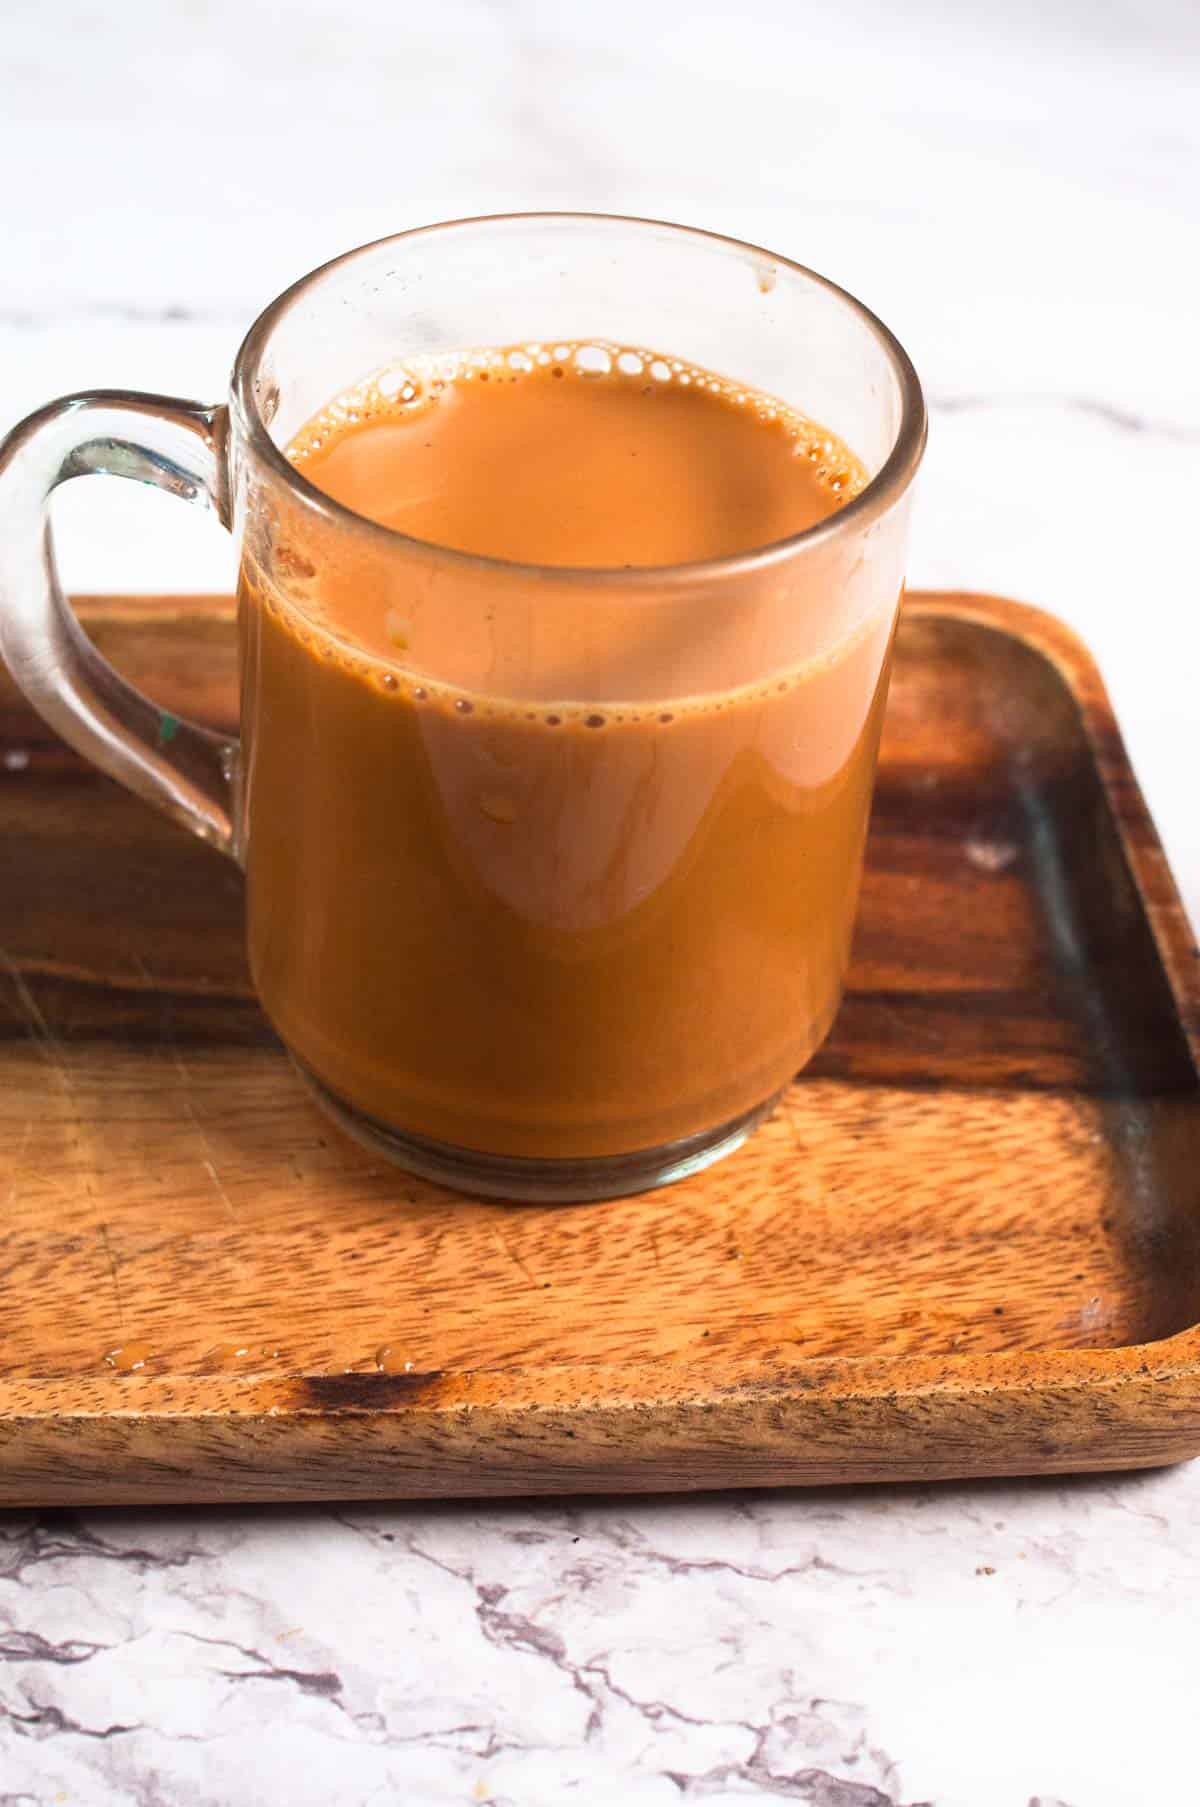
left=295, top=1371, right=447, bottom=1413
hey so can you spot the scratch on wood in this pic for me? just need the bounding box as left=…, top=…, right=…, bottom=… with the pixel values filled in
left=0, top=947, right=64, bottom=1065
left=783, top=1091, right=809, bottom=1157
left=202, top=1158, right=236, bottom=1219
left=0, top=949, right=85, bottom=1191
left=99, top=1222, right=126, bottom=1330
left=173, top=1048, right=237, bottom=1221
left=135, top=952, right=236, bottom=1221
left=4, top=1120, right=35, bottom=1208
left=490, top=1226, right=539, bottom=1288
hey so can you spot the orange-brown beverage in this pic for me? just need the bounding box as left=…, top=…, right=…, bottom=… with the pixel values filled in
left=238, top=342, right=896, bottom=1178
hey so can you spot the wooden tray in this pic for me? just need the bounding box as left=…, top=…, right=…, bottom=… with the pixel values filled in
left=2, top=592, right=1198, bottom=1504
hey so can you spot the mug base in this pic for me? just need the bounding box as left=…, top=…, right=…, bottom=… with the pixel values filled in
left=292, top=1062, right=785, bottom=1203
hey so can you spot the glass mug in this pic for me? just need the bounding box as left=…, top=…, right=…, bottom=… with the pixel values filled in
left=0, top=214, right=925, bottom=1202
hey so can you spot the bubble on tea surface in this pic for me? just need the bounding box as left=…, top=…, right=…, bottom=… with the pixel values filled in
left=575, top=344, right=613, bottom=376
left=376, top=362, right=419, bottom=401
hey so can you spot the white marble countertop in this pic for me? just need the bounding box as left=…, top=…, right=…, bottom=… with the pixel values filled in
left=2, top=0, right=1199, bottom=1800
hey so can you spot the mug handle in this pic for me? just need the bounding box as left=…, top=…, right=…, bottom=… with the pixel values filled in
left=0, top=390, right=237, bottom=856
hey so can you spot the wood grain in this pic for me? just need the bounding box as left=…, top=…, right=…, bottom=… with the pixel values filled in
left=1, top=591, right=1198, bottom=1503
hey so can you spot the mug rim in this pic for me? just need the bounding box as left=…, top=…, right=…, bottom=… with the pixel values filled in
left=231, top=211, right=927, bottom=587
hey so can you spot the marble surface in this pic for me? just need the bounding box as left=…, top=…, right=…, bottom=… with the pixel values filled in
left=2, top=0, right=1199, bottom=1800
